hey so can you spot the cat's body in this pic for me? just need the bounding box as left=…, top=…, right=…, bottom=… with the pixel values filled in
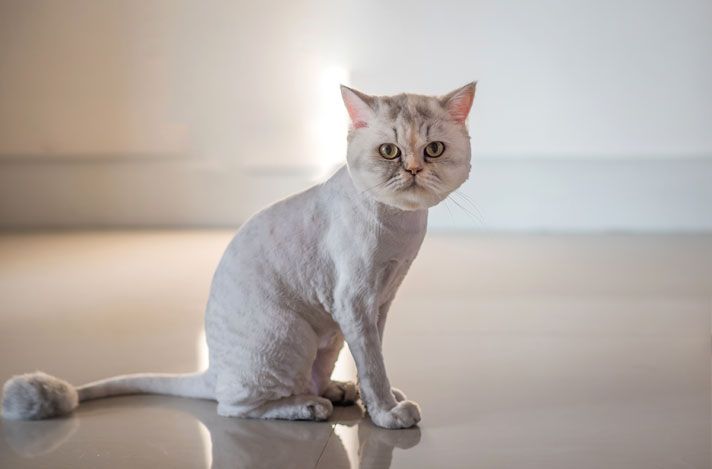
left=2, top=83, right=476, bottom=429
left=205, top=166, right=427, bottom=427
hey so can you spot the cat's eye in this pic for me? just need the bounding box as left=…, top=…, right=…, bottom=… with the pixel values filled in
left=424, top=141, right=445, bottom=158
left=378, top=143, right=401, bottom=160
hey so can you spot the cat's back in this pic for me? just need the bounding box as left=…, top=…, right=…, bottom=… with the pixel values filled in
left=209, top=168, right=346, bottom=296
left=229, top=168, right=343, bottom=253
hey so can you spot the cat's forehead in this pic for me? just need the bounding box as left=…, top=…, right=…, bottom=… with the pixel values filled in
left=376, top=94, right=442, bottom=123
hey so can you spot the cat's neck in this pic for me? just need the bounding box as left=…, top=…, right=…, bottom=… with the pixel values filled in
left=329, top=166, right=428, bottom=234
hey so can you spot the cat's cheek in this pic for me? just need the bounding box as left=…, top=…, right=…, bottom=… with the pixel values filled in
left=437, top=166, right=471, bottom=197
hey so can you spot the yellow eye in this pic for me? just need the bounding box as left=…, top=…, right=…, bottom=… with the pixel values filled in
left=424, top=141, right=445, bottom=158
left=378, top=143, right=401, bottom=160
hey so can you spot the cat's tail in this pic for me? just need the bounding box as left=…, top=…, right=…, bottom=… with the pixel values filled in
left=1, top=370, right=214, bottom=420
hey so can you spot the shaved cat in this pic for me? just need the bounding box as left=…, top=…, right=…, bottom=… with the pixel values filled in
left=2, top=82, right=476, bottom=429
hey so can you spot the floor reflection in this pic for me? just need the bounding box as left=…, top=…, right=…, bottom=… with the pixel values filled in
left=4, top=233, right=708, bottom=468
left=329, top=406, right=421, bottom=469
left=3, top=415, right=79, bottom=458
left=1, top=396, right=421, bottom=469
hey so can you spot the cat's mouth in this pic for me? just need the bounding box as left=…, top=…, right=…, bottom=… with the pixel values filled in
left=369, top=172, right=445, bottom=210
left=395, top=178, right=418, bottom=191
left=401, top=175, right=424, bottom=191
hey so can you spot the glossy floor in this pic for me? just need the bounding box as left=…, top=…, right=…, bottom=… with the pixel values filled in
left=0, top=231, right=710, bottom=468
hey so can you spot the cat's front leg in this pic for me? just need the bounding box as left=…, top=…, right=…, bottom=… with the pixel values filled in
left=339, top=317, right=421, bottom=429
left=376, top=301, right=409, bottom=405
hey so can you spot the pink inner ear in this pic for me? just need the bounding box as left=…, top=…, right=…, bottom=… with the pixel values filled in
left=446, top=88, right=475, bottom=124
left=344, top=100, right=368, bottom=128
left=342, top=86, right=373, bottom=129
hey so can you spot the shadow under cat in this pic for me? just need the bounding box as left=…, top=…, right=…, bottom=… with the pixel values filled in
left=0, top=395, right=421, bottom=469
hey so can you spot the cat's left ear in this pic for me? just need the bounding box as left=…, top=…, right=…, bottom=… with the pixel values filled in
left=341, top=85, right=375, bottom=129
left=441, top=82, right=477, bottom=124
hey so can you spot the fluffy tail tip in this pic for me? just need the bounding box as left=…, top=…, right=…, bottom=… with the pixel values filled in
left=2, top=372, right=78, bottom=420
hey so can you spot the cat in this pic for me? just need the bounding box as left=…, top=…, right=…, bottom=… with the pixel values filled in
left=2, top=82, right=476, bottom=429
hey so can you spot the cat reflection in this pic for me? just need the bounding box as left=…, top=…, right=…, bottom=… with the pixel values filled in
left=2, top=397, right=420, bottom=469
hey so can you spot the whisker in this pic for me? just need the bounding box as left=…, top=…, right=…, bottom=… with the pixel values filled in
left=447, top=195, right=484, bottom=226
left=454, top=190, right=483, bottom=216
left=443, top=197, right=454, bottom=222
left=450, top=193, right=484, bottom=225
left=453, top=190, right=485, bottom=223
left=360, top=178, right=391, bottom=195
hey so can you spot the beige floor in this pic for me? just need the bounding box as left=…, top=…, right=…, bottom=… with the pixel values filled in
left=0, top=231, right=710, bottom=468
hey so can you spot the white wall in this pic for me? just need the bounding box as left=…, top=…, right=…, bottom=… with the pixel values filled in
left=352, top=0, right=712, bottom=158
left=1, top=0, right=711, bottom=230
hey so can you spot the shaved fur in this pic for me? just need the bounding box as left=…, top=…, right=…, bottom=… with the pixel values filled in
left=3, top=83, right=476, bottom=429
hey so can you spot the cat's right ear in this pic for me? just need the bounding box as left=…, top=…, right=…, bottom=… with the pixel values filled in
left=341, top=85, right=375, bottom=129
left=441, top=82, right=477, bottom=124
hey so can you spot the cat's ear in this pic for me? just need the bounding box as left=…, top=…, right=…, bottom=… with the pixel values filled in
left=441, top=82, right=476, bottom=124
left=341, top=85, right=375, bottom=129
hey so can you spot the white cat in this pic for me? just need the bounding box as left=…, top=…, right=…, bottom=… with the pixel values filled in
left=2, top=82, right=476, bottom=429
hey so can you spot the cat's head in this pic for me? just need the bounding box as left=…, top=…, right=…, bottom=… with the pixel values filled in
left=341, top=83, right=476, bottom=211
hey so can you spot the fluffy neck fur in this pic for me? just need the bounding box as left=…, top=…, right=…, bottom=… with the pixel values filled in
left=332, top=166, right=428, bottom=234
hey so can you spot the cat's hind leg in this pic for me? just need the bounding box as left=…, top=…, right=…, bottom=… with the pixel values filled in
left=212, top=306, right=335, bottom=422
left=311, top=332, right=359, bottom=405
left=322, top=381, right=359, bottom=406
left=218, top=394, right=333, bottom=421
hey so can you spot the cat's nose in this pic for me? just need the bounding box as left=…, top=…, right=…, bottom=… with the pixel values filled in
left=403, top=159, right=423, bottom=175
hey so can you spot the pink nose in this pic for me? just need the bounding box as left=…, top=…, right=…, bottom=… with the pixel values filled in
left=405, top=164, right=423, bottom=175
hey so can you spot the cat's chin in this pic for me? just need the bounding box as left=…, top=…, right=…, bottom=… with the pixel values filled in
left=374, top=189, right=445, bottom=211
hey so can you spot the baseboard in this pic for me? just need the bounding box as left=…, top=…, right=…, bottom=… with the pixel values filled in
left=1, top=156, right=710, bottom=232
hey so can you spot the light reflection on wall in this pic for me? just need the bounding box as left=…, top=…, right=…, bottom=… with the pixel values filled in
left=196, top=329, right=209, bottom=372
left=195, top=330, right=212, bottom=467
left=311, top=65, right=350, bottom=180
left=331, top=343, right=357, bottom=383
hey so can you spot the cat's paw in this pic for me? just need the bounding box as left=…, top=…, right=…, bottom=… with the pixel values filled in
left=391, top=387, right=407, bottom=402
left=305, top=399, right=334, bottom=421
left=369, top=400, right=421, bottom=429
left=322, top=380, right=359, bottom=405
